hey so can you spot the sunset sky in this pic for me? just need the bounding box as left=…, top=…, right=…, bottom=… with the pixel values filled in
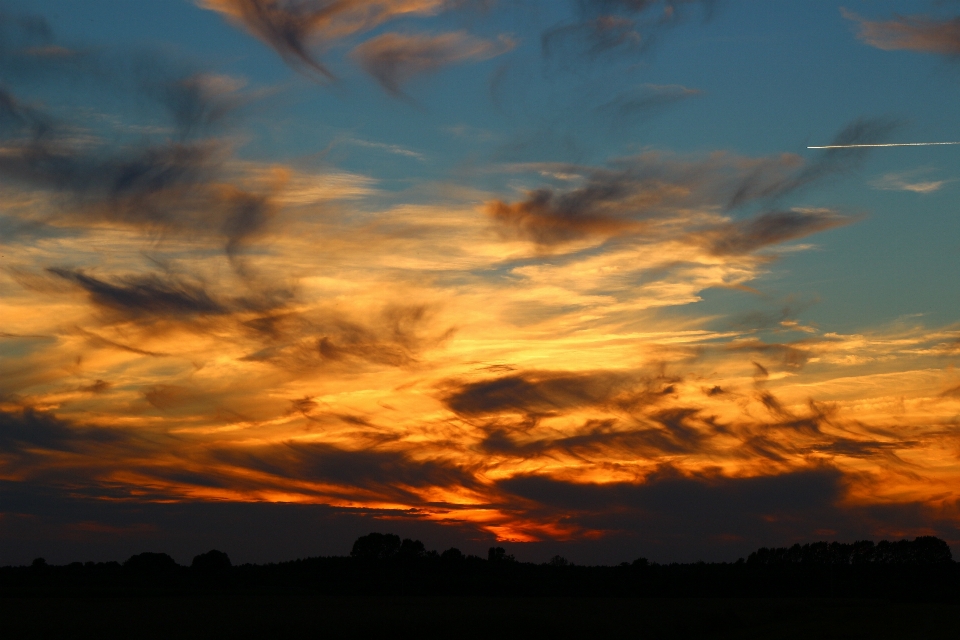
left=2, top=0, right=960, bottom=566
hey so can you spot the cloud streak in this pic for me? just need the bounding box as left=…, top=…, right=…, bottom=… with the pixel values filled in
left=198, top=0, right=457, bottom=79
left=542, top=0, right=717, bottom=61
left=48, top=269, right=230, bottom=320
left=844, top=9, right=960, bottom=56
left=485, top=127, right=869, bottom=249
left=351, top=31, right=514, bottom=96
left=595, top=83, right=702, bottom=120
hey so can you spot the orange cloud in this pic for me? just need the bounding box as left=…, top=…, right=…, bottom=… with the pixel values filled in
left=198, top=0, right=454, bottom=78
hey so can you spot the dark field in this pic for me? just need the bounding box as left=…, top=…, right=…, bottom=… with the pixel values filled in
left=2, top=596, right=959, bottom=639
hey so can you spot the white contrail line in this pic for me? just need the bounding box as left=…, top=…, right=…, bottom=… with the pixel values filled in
left=808, top=141, right=960, bottom=149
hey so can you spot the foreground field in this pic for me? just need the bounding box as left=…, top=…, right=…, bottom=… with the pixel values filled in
left=2, top=596, right=959, bottom=639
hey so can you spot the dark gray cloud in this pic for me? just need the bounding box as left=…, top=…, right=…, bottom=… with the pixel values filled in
left=240, top=304, right=448, bottom=369
left=0, top=86, right=52, bottom=137
left=201, top=0, right=494, bottom=81
left=0, top=9, right=91, bottom=84
left=492, top=465, right=960, bottom=562
left=595, top=83, right=701, bottom=121
left=808, top=437, right=915, bottom=460
left=765, top=118, right=901, bottom=203
left=219, top=188, right=276, bottom=273
left=487, top=186, right=636, bottom=246
left=145, top=70, right=251, bottom=139
left=724, top=297, right=816, bottom=332
left=199, top=0, right=342, bottom=80
left=500, top=464, right=842, bottom=513
left=0, top=408, right=140, bottom=485
left=0, top=480, right=494, bottom=566
left=542, top=0, right=718, bottom=62
left=1, top=477, right=954, bottom=567
left=49, top=268, right=227, bottom=320
left=351, top=30, right=513, bottom=97
left=0, top=113, right=273, bottom=263
left=316, top=305, right=433, bottom=366
left=0, top=135, right=223, bottom=234
left=212, top=441, right=478, bottom=504
left=0, top=407, right=119, bottom=453
left=443, top=370, right=640, bottom=417
left=725, top=338, right=816, bottom=370
left=0, top=8, right=275, bottom=273
left=455, top=374, right=915, bottom=468
left=487, top=120, right=884, bottom=248
left=41, top=267, right=302, bottom=355
left=482, top=407, right=712, bottom=458
left=78, top=380, right=111, bottom=394
left=74, top=327, right=171, bottom=357
left=700, top=210, right=853, bottom=256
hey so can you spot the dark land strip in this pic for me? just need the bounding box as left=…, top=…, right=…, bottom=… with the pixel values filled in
left=2, top=534, right=958, bottom=638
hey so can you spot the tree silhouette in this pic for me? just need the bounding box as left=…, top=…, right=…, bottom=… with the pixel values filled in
left=441, top=547, right=465, bottom=563
left=548, top=555, right=569, bottom=567
left=488, top=547, right=515, bottom=563
left=191, top=549, right=232, bottom=573
left=123, top=552, right=178, bottom=576
left=398, top=538, right=426, bottom=560
left=350, top=532, right=401, bottom=561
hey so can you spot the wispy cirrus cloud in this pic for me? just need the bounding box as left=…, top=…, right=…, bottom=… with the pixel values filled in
left=872, top=170, right=951, bottom=193
left=0, top=62, right=271, bottom=260
left=47, top=269, right=233, bottom=320
left=345, top=137, right=425, bottom=159
left=351, top=31, right=515, bottom=96
left=542, top=0, right=718, bottom=62
left=485, top=128, right=868, bottom=249
left=595, top=83, right=702, bottom=121
left=197, top=0, right=465, bottom=79
left=843, top=8, right=960, bottom=56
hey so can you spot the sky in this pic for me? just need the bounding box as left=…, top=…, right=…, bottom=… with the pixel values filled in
left=2, top=0, right=960, bottom=566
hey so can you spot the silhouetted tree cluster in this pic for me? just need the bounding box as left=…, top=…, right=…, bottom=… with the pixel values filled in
left=748, top=537, right=952, bottom=566
left=351, top=533, right=401, bottom=561
left=124, top=552, right=178, bottom=576
left=488, top=546, right=516, bottom=563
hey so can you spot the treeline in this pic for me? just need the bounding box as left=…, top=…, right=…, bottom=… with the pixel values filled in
left=1, top=534, right=957, bottom=600
left=746, top=537, right=953, bottom=566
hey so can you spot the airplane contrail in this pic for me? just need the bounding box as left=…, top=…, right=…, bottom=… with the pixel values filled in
left=808, top=141, right=960, bottom=149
